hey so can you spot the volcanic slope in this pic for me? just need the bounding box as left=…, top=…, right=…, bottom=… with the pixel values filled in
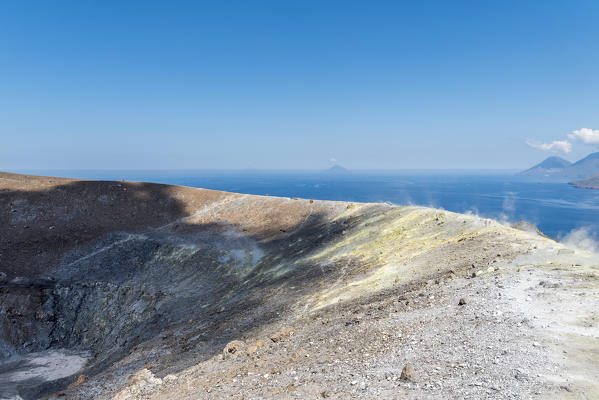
left=0, top=172, right=598, bottom=399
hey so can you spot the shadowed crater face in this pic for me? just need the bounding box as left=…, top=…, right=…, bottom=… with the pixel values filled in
left=0, top=172, right=365, bottom=398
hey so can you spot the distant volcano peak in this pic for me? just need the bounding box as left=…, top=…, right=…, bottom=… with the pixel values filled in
left=323, top=164, right=350, bottom=174
left=519, top=152, right=599, bottom=178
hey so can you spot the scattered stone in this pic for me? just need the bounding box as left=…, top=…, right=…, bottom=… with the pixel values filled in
left=400, top=365, right=417, bottom=382
left=539, top=281, right=561, bottom=288
left=245, top=340, right=266, bottom=355
left=270, top=327, right=295, bottom=343
left=291, top=348, right=306, bottom=358
left=0, top=271, right=6, bottom=282
left=321, top=390, right=331, bottom=398
left=113, top=369, right=163, bottom=400
left=514, top=371, right=525, bottom=381
left=458, top=298, right=467, bottom=306
left=129, top=369, right=162, bottom=386
left=222, top=340, right=246, bottom=359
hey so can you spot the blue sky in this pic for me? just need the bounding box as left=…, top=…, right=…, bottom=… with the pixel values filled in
left=1, top=1, right=598, bottom=170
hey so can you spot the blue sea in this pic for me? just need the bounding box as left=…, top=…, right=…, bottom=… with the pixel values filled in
left=22, top=170, right=599, bottom=241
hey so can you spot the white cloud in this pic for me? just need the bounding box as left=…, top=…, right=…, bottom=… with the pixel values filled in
left=567, top=128, right=599, bottom=144
left=526, top=139, right=572, bottom=154
left=329, top=157, right=338, bottom=163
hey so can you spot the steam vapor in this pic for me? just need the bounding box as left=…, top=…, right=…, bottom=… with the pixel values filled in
left=561, top=227, right=599, bottom=253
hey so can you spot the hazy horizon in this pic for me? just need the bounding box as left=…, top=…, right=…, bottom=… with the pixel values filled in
left=8, top=166, right=523, bottom=174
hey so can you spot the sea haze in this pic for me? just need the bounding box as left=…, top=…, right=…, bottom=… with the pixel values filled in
left=19, top=170, right=599, bottom=240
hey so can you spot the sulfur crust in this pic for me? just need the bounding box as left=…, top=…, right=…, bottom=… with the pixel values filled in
left=305, top=207, right=532, bottom=309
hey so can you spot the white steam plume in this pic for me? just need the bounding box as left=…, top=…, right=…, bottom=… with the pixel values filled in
left=561, top=227, right=599, bottom=253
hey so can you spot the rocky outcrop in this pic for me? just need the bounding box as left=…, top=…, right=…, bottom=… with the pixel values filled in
left=0, top=281, right=55, bottom=359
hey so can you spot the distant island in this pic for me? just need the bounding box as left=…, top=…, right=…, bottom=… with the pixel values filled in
left=518, top=156, right=572, bottom=177
left=518, top=152, right=599, bottom=179
left=570, top=174, right=599, bottom=189
left=322, top=164, right=351, bottom=174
